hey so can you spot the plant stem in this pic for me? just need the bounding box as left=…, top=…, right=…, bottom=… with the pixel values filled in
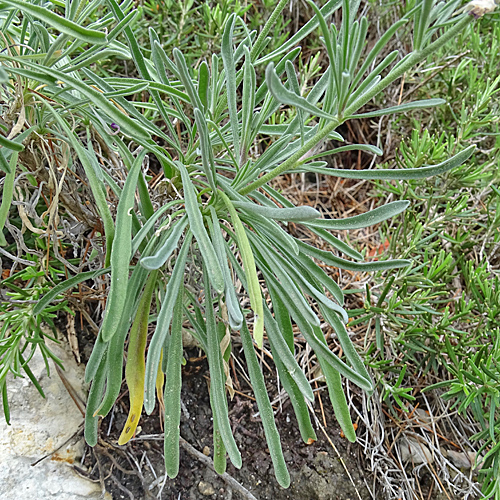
left=240, top=12, right=474, bottom=196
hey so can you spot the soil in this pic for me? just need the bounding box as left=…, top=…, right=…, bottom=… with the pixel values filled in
left=77, top=345, right=373, bottom=500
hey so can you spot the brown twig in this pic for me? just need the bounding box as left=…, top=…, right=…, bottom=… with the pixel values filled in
left=179, top=437, right=258, bottom=500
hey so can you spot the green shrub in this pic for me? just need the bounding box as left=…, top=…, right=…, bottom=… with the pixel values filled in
left=0, top=0, right=490, bottom=487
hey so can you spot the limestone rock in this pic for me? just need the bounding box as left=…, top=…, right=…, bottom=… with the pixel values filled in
left=0, top=340, right=110, bottom=500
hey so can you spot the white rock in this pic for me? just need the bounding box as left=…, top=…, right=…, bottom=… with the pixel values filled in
left=0, top=340, right=110, bottom=500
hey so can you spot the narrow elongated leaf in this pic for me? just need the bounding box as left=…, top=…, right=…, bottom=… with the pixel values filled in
left=131, top=201, right=183, bottom=256
left=204, top=268, right=242, bottom=468
left=264, top=277, right=372, bottom=392
left=239, top=209, right=299, bottom=256
left=320, top=306, right=371, bottom=386
left=208, top=208, right=243, bottom=330
left=266, top=63, right=334, bottom=120
left=220, top=192, right=264, bottom=347
left=303, top=145, right=476, bottom=180
left=240, top=322, right=290, bottom=487
left=95, top=265, right=151, bottom=417
left=0, top=0, right=107, bottom=44
left=140, top=216, right=188, bottom=270
left=263, top=308, right=314, bottom=401
left=212, top=412, right=227, bottom=474
left=0, top=134, right=24, bottom=152
left=0, top=152, right=16, bottom=244
left=172, top=48, right=204, bottom=111
left=176, top=162, right=224, bottom=293
left=288, top=250, right=344, bottom=305
left=308, top=226, right=363, bottom=261
left=118, top=271, right=157, bottom=445
left=348, top=98, right=445, bottom=119
left=84, top=333, right=108, bottom=384
left=250, top=231, right=337, bottom=323
left=270, top=245, right=349, bottom=322
left=240, top=46, right=256, bottom=162
left=305, top=144, right=383, bottom=161
left=317, top=355, right=356, bottom=442
left=306, top=200, right=409, bottom=230
left=198, top=60, right=210, bottom=110
left=194, top=108, right=217, bottom=192
left=298, top=240, right=411, bottom=272
left=233, top=201, right=320, bottom=222
left=144, top=234, right=192, bottom=414
left=268, top=285, right=295, bottom=351
left=164, top=289, right=184, bottom=478
left=221, top=14, right=239, bottom=159
left=269, top=335, right=317, bottom=444
left=101, top=151, right=146, bottom=342
left=34, top=268, right=110, bottom=316
left=84, top=353, right=107, bottom=446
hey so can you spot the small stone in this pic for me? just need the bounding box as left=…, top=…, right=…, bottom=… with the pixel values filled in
left=202, top=446, right=210, bottom=456
left=399, top=437, right=434, bottom=465
left=198, top=481, right=216, bottom=496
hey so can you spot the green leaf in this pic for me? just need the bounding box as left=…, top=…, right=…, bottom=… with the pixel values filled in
left=213, top=413, right=227, bottom=474
left=221, top=14, right=239, bottom=160
left=131, top=200, right=183, bottom=256
left=302, top=145, right=476, bottom=180
left=233, top=201, right=320, bottom=222
left=144, top=234, right=192, bottom=414
left=306, top=200, right=409, bottom=230
left=118, top=271, right=158, bottom=445
left=204, top=267, right=242, bottom=469
left=100, top=151, right=147, bottom=342
left=172, top=48, right=204, bottom=112
left=0, top=152, right=16, bottom=244
left=164, top=288, right=184, bottom=478
left=308, top=226, right=363, bottom=261
left=220, top=192, right=264, bottom=347
left=240, top=322, right=290, bottom=488
left=240, top=46, right=256, bottom=162
left=321, top=306, right=371, bottom=387
left=176, top=162, right=224, bottom=294
left=298, top=240, right=411, bottom=272
left=34, top=268, right=110, bottom=316
left=193, top=108, right=217, bottom=192
left=269, top=336, right=317, bottom=444
left=198, top=60, right=210, bottom=111
left=0, top=133, right=24, bottom=152
left=348, top=98, right=446, bottom=119
left=140, top=216, right=188, bottom=270
left=84, top=352, right=107, bottom=446
left=264, top=308, right=314, bottom=401
left=317, top=357, right=356, bottom=442
left=265, top=63, right=335, bottom=120
left=208, top=208, right=244, bottom=331
left=0, top=0, right=107, bottom=44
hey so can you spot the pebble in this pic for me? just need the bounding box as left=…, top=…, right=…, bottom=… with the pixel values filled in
left=198, top=480, right=216, bottom=496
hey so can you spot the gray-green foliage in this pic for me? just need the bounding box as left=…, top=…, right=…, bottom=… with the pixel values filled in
left=0, top=0, right=486, bottom=487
